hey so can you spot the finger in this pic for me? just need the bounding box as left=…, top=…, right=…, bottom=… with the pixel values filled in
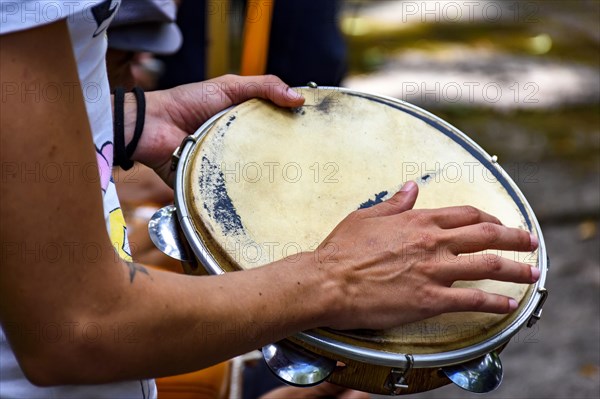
left=211, top=74, right=305, bottom=108
left=340, top=389, right=371, bottom=399
left=436, top=254, right=539, bottom=284
left=442, top=223, right=537, bottom=254
left=359, top=181, right=418, bottom=218
left=441, top=287, right=519, bottom=314
left=425, top=205, right=502, bottom=229
left=307, top=382, right=346, bottom=396
left=257, top=387, right=303, bottom=399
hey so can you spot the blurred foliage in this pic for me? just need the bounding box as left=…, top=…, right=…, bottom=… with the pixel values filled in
left=435, top=106, right=600, bottom=170
left=339, top=0, right=600, bottom=168
left=341, top=0, right=600, bottom=73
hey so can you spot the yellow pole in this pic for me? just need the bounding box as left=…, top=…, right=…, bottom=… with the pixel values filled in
left=206, top=0, right=231, bottom=78
left=240, top=0, right=274, bottom=76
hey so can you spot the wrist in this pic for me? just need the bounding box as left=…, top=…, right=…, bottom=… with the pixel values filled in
left=121, top=90, right=165, bottom=165
left=284, top=250, right=347, bottom=330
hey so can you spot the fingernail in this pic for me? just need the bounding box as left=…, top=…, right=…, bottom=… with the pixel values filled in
left=400, top=181, right=417, bottom=192
left=508, top=298, right=518, bottom=311
left=530, top=233, right=539, bottom=251
left=286, top=87, right=302, bottom=100
left=530, top=267, right=540, bottom=283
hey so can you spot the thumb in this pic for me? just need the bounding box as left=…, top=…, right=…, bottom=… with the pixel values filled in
left=360, top=181, right=418, bottom=218
left=253, top=75, right=305, bottom=108
left=211, top=74, right=305, bottom=108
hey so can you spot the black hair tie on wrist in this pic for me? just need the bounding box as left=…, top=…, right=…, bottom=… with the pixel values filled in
left=113, top=87, right=145, bottom=171
left=126, top=87, right=145, bottom=159
left=113, top=87, right=133, bottom=170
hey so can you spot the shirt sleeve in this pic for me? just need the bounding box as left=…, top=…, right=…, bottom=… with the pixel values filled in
left=0, top=0, right=101, bottom=35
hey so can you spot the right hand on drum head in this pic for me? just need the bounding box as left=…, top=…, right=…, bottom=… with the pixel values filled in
left=314, top=180, right=540, bottom=331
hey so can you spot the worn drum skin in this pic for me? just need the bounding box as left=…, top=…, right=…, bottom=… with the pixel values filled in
left=164, top=86, right=548, bottom=395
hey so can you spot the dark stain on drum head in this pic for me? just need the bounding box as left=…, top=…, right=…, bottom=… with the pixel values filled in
left=292, top=107, right=306, bottom=115
left=316, top=94, right=338, bottom=114
left=359, top=191, right=388, bottom=209
left=225, top=115, right=236, bottom=127
left=199, top=155, right=244, bottom=235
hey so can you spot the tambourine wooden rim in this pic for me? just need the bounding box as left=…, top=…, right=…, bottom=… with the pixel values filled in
left=172, top=86, right=548, bottom=370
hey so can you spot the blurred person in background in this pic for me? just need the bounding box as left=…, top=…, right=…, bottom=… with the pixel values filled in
left=158, top=0, right=347, bottom=88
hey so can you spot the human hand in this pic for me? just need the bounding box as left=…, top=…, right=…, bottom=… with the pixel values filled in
left=127, top=74, right=304, bottom=185
left=259, top=382, right=369, bottom=399
left=317, top=181, right=539, bottom=330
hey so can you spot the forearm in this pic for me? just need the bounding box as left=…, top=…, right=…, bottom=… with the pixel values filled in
left=10, top=252, right=337, bottom=386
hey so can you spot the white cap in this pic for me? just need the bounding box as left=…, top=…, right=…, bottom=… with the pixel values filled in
left=108, top=0, right=182, bottom=55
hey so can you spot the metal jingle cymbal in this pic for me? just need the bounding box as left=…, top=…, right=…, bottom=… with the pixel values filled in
left=442, top=351, right=503, bottom=393
left=148, top=205, right=192, bottom=262
left=262, top=340, right=337, bottom=387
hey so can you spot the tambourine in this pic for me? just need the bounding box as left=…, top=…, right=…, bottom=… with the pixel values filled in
left=149, top=85, right=548, bottom=395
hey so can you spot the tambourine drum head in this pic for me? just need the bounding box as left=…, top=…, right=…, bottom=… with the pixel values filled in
left=185, top=88, right=539, bottom=355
